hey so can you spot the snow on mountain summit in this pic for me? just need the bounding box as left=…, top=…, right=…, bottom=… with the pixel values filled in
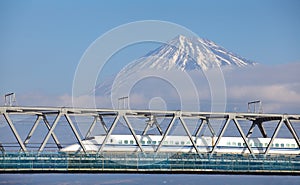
left=95, top=35, right=256, bottom=97
left=131, top=35, right=255, bottom=71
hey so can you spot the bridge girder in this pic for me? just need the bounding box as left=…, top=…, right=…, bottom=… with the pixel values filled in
left=0, top=106, right=299, bottom=157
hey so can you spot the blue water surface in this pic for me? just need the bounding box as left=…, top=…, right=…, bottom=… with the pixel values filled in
left=0, top=174, right=299, bottom=185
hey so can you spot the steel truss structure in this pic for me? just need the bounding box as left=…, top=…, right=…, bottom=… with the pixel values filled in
left=0, top=106, right=299, bottom=157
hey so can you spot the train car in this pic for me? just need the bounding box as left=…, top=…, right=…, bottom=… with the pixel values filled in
left=61, top=135, right=299, bottom=155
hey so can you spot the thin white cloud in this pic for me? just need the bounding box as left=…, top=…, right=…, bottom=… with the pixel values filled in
left=12, top=62, right=300, bottom=114
left=223, top=62, right=300, bottom=113
left=228, top=84, right=300, bottom=103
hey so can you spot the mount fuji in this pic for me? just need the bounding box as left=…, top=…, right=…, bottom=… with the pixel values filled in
left=123, top=35, right=256, bottom=72
left=75, top=35, right=300, bottom=114
left=96, top=35, right=256, bottom=99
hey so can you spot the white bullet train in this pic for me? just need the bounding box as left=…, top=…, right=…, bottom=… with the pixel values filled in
left=61, top=135, right=300, bottom=155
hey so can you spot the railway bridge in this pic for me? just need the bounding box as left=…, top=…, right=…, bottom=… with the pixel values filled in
left=0, top=106, right=299, bottom=174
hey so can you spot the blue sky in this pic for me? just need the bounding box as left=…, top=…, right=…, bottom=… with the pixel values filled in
left=1, top=0, right=300, bottom=97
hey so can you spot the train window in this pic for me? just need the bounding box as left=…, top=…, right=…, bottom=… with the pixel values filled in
left=227, top=142, right=231, bottom=146
left=280, top=143, right=284, bottom=148
left=175, top=141, right=179, bottom=145
left=254, top=143, right=258, bottom=147
left=291, top=144, right=295, bottom=148
left=187, top=141, right=191, bottom=145
left=232, top=142, right=236, bottom=146
left=265, top=143, right=268, bottom=147
left=141, top=141, right=145, bottom=145
left=243, top=143, right=246, bottom=146
left=286, top=144, right=290, bottom=148
left=152, top=141, right=156, bottom=145
left=118, top=140, right=122, bottom=144
left=238, top=143, right=241, bottom=146
left=170, top=141, right=174, bottom=145
left=147, top=140, right=151, bottom=144
left=259, top=143, right=263, bottom=147
left=181, top=141, right=185, bottom=145
left=110, top=139, right=113, bottom=143
left=130, top=140, right=134, bottom=144
left=164, top=141, right=168, bottom=145
left=124, top=140, right=128, bottom=144
left=275, top=143, right=279, bottom=147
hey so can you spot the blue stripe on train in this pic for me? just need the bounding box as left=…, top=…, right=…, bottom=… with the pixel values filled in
left=100, top=144, right=298, bottom=151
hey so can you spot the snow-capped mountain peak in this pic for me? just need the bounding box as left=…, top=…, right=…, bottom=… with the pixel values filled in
left=134, top=35, right=255, bottom=71
left=106, top=35, right=256, bottom=98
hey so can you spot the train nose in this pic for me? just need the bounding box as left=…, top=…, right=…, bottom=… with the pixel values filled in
left=60, top=144, right=81, bottom=152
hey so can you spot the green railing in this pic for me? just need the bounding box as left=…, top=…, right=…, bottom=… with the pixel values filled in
left=1, top=152, right=299, bottom=174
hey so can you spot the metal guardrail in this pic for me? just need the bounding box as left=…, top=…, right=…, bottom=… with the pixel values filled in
left=1, top=152, right=299, bottom=174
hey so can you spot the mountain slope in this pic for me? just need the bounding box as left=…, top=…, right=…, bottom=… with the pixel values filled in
left=96, top=35, right=256, bottom=97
